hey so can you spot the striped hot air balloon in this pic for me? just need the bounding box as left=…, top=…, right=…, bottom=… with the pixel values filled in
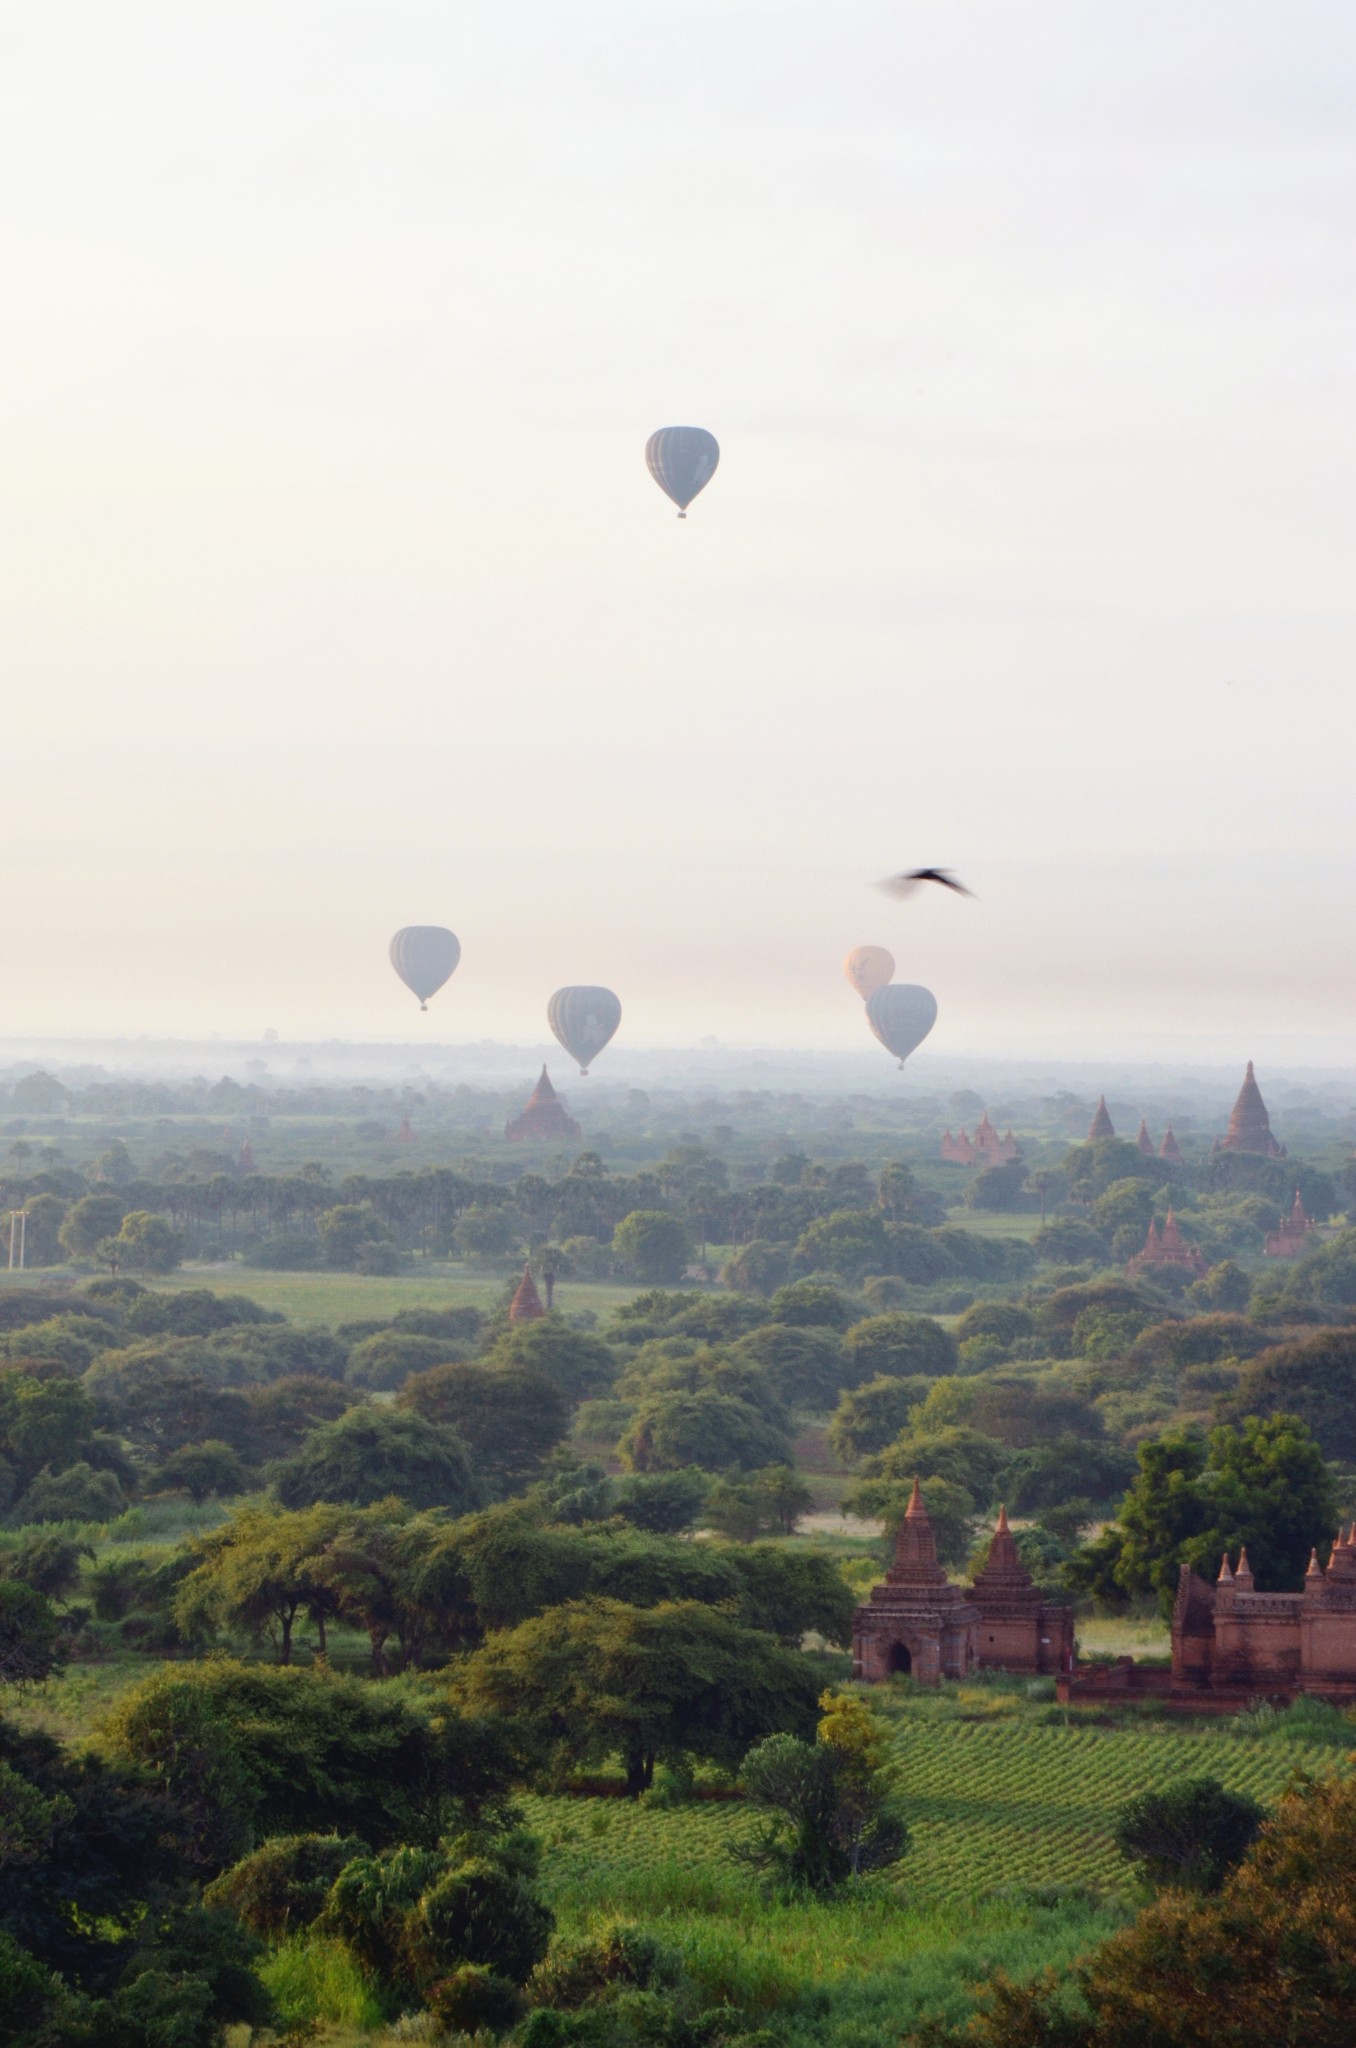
left=548, top=986, right=621, bottom=1074
left=645, top=426, right=720, bottom=517
left=865, top=984, right=937, bottom=1069
left=389, top=927, right=461, bottom=1011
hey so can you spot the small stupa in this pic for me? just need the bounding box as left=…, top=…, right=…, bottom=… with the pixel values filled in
left=237, top=1140, right=255, bottom=1174
left=1159, top=1125, right=1184, bottom=1164
left=393, top=1116, right=414, bottom=1144
left=1215, top=1061, right=1286, bottom=1157
left=508, top=1264, right=547, bottom=1324
left=505, top=1067, right=582, bottom=1144
left=1135, top=1118, right=1155, bottom=1156
left=1087, top=1096, right=1116, bottom=1141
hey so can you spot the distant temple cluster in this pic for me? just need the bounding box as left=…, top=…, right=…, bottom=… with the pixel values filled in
left=505, top=1067, right=581, bottom=1144
left=1085, top=1095, right=1184, bottom=1161
left=939, top=1110, right=1020, bottom=1167
left=852, top=1483, right=1073, bottom=1684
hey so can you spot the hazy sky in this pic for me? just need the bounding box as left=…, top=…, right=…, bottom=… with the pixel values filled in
left=2, top=2, right=1354, bottom=1059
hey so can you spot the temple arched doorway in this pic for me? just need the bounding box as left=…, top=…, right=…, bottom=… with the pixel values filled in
left=888, top=1642, right=912, bottom=1675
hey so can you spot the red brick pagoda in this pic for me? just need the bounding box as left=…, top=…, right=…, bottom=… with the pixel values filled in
left=852, top=1485, right=1073, bottom=1684
left=1159, top=1125, right=1184, bottom=1164
left=505, top=1067, right=582, bottom=1144
left=508, top=1264, right=547, bottom=1324
left=1265, top=1189, right=1315, bottom=1259
left=1087, top=1096, right=1115, bottom=1141
left=940, top=1110, right=1020, bottom=1167
left=1135, top=1119, right=1155, bottom=1155
left=1214, top=1061, right=1285, bottom=1157
left=1125, top=1208, right=1207, bottom=1280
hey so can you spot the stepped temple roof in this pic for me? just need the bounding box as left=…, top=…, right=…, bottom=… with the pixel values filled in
left=1216, top=1061, right=1286, bottom=1157
left=505, top=1066, right=582, bottom=1144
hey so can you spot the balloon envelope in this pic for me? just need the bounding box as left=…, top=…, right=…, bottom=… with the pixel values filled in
left=548, top=986, right=622, bottom=1073
left=645, top=425, right=719, bottom=515
left=845, top=946, right=895, bottom=1001
left=865, top=984, right=937, bottom=1067
left=390, top=927, right=461, bottom=1010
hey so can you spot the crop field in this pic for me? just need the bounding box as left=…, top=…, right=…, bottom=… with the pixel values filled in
left=527, top=1705, right=1334, bottom=1915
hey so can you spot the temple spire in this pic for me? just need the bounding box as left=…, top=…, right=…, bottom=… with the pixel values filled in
left=1217, top=1552, right=1234, bottom=1584
left=508, top=1263, right=546, bottom=1324
left=1087, top=1095, right=1115, bottom=1141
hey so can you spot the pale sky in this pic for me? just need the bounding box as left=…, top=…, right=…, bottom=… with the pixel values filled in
left=2, top=2, right=1354, bottom=1058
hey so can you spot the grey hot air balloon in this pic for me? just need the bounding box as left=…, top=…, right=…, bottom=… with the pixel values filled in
left=548, top=986, right=622, bottom=1074
left=389, top=927, right=461, bottom=1011
left=645, top=426, right=720, bottom=517
left=864, top=984, right=937, bottom=1069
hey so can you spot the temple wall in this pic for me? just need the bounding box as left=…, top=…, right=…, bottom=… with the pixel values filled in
left=1212, top=1597, right=1303, bottom=1686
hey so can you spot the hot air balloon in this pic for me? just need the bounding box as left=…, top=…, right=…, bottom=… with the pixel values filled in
left=389, top=927, right=461, bottom=1011
left=845, top=946, right=895, bottom=1001
left=865, top=984, right=937, bottom=1068
left=645, top=426, right=719, bottom=518
left=548, top=986, right=621, bottom=1074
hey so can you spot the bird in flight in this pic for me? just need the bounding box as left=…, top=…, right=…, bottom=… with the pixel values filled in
left=877, top=868, right=976, bottom=900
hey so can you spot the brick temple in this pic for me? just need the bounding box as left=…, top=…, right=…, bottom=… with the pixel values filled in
left=1087, top=1095, right=1116, bottom=1141
left=507, top=1265, right=547, bottom=1323
left=1125, top=1208, right=1207, bottom=1280
left=505, top=1067, right=582, bottom=1144
left=1061, top=1531, right=1356, bottom=1711
left=1265, top=1189, right=1316, bottom=1259
left=939, top=1110, right=1020, bottom=1167
left=852, top=1485, right=1074, bottom=1684
left=1215, top=1060, right=1286, bottom=1157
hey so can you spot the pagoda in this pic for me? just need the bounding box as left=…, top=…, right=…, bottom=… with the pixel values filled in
left=1265, top=1188, right=1315, bottom=1259
left=508, top=1264, right=546, bottom=1324
left=939, top=1111, right=1020, bottom=1168
left=1159, top=1125, right=1184, bottom=1164
left=1135, top=1119, right=1155, bottom=1156
left=1214, top=1061, right=1286, bottom=1157
left=505, top=1067, right=582, bottom=1144
left=1126, top=1209, right=1207, bottom=1279
left=852, top=1488, right=1073, bottom=1684
left=393, top=1117, right=414, bottom=1144
left=237, top=1140, right=255, bottom=1174
left=969, top=1506, right=1075, bottom=1676
left=1087, top=1096, right=1115, bottom=1141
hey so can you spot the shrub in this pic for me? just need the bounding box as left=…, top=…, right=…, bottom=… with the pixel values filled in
left=205, top=1833, right=367, bottom=1937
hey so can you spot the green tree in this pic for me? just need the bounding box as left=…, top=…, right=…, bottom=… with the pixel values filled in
left=103, top=1657, right=488, bottom=1868
left=108, top=1210, right=185, bottom=1275
left=612, top=1212, right=691, bottom=1285
left=1187, top=1259, right=1253, bottom=1313
left=840, top=1312, right=957, bottom=1386
left=176, top=1503, right=346, bottom=1662
left=454, top=1597, right=821, bottom=1797
left=0, top=1580, right=61, bottom=1684
left=272, top=1406, right=484, bottom=1514
left=721, top=1240, right=792, bottom=1297
left=151, top=1440, right=248, bottom=1504
left=729, top=1323, right=844, bottom=1411
left=399, top=1360, right=569, bottom=1492
left=619, top=1389, right=793, bottom=1473
left=1115, top=1777, right=1265, bottom=1894
left=734, top=1691, right=907, bottom=1894
left=57, top=1193, right=127, bottom=1261
left=1219, top=1328, right=1356, bottom=1459
left=1071, top=1416, right=1339, bottom=1617
left=704, top=1464, right=814, bottom=1541
left=483, top=1317, right=619, bottom=1402
left=767, top=1281, right=853, bottom=1331
left=317, top=1203, right=396, bottom=1272
left=1, top=1197, right=67, bottom=1268
left=829, top=1375, right=931, bottom=1463
left=793, top=1209, right=889, bottom=1280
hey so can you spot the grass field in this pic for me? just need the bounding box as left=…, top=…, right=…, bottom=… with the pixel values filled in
left=155, top=1261, right=642, bottom=1326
